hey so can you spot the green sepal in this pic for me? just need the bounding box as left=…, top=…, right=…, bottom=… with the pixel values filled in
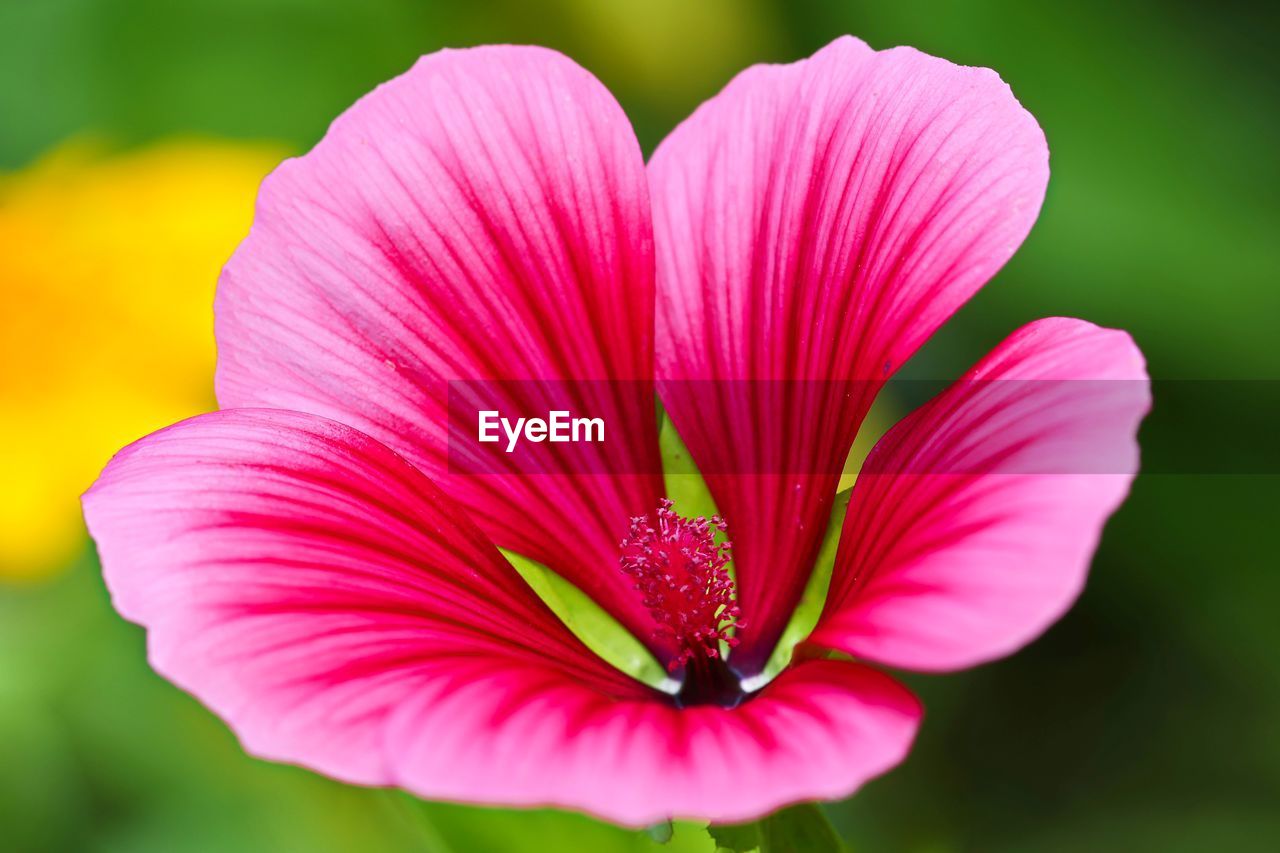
left=644, top=820, right=674, bottom=843
left=708, top=804, right=846, bottom=852
left=503, top=550, right=670, bottom=689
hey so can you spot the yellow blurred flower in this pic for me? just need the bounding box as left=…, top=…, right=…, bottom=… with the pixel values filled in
left=0, top=140, right=285, bottom=581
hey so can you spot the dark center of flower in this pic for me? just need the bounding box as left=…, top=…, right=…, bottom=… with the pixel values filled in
left=619, top=498, right=747, bottom=707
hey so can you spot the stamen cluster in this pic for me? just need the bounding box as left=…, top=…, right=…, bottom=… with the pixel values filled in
left=619, top=498, right=744, bottom=672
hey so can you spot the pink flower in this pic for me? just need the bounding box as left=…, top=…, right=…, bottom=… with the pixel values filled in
left=82, top=37, right=1150, bottom=826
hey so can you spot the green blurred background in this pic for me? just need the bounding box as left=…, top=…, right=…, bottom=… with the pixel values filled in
left=2, top=1, right=1277, bottom=850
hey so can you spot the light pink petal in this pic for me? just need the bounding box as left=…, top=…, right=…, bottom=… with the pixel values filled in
left=82, top=409, right=647, bottom=785
left=386, top=658, right=920, bottom=826
left=649, top=36, right=1050, bottom=671
left=83, top=410, right=919, bottom=824
left=809, top=318, right=1150, bottom=671
left=215, top=46, right=667, bottom=657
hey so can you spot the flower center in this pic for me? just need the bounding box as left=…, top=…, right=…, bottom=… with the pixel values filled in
left=619, top=499, right=747, bottom=706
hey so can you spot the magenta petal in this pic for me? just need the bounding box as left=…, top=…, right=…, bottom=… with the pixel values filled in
left=649, top=36, right=1050, bottom=671
left=82, top=410, right=919, bottom=823
left=386, top=658, right=920, bottom=826
left=810, top=319, right=1150, bottom=671
left=215, top=46, right=666, bottom=656
left=82, top=409, right=648, bottom=786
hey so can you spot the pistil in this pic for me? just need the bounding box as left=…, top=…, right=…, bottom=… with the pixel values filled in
left=619, top=499, right=747, bottom=706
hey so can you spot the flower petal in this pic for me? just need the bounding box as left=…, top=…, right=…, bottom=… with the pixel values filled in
left=386, top=657, right=920, bottom=826
left=83, top=410, right=920, bottom=824
left=809, top=318, right=1150, bottom=671
left=649, top=36, right=1050, bottom=671
left=214, top=46, right=666, bottom=655
left=82, top=409, right=650, bottom=786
